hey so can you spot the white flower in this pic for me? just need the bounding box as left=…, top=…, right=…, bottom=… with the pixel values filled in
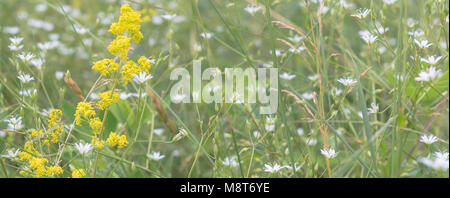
left=321, top=147, right=338, bottom=158
left=359, top=30, right=377, bottom=44
left=338, top=77, right=357, bottom=86
left=414, top=66, right=443, bottom=82
left=289, top=46, right=306, bottom=53
left=301, top=92, right=314, bottom=100
left=161, top=13, right=177, bottom=21
left=297, top=128, right=304, bottom=136
left=19, top=89, right=36, bottom=97
left=367, top=103, right=379, bottom=114
left=74, top=142, right=93, bottom=154
left=308, top=74, right=319, bottom=81
left=5, top=116, right=23, bottom=131
left=265, top=117, right=275, bottom=132
left=55, top=71, right=65, bottom=80
left=147, top=152, right=165, bottom=161
left=133, top=72, right=153, bottom=84
left=282, top=163, right=302, bottom=172
left=332, top=88, right=343, bottom=96
left=153, top=128, right=165, bottom=135
left=30, top=58, right=44, bottom=68
left=288, top=35, right=304, bottom=43
left=408, top=30, right=425, bottom=37
left=200, top=32, right=212, bottom=39
left=421, top=56, right=443, bottom=65
left=222, top=156, right=239, bottom=167
left=8, top=37, right=24, bottom=51
left=17, top=52, right=35, bottom=62
left=383, top=0, right=397, bottom=5
left=419, top=157, right=449, bottom=171
left=434, top=151, right=449, bottom=160
left=351, top=8, right=370, bottom=19
left=420, top=134, right=438, bottom=144
left=305, top=138, right=317, bottom=146
left=280, top=72, right=296, bottom=80
left=17, top=74, right=34, bottom=83
left=264, top=163, right=284, bottom=173
left=1, top=149, right=20, bottom=158
left=229, top=92, right=243, bottom=104
left=414, top=39, right=433, bottom=49
left=172, top=93, right=186, bottom=103
left=4, top=26, right=19, bottom=34
left=244, top=4, right=262, bottom=15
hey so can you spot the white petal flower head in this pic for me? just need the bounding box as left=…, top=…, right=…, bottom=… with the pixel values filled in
left=1, top=149, right=20, bottom=158
left=414, top=66, right=443, bottom=82
left=321, top=147, right=338, bottom=159
left=75, top=142, right=94, bottom=154
left=367, top=103, right=379, bottom=114
left=265, top=117, right=275, bottom=132
left=301, top=92, right=314, bottom=100
left=244, top=4, right=262, bottom=15
left=222, top=156, right=239, bottom=167
left=305, top=138, right=318, bottom=146
left=351, top=8, right=371, bottom=19
left=161, top=13, right=177, bottom=21
left=17, top=52, right=35, bottom=62
left=10, top=37, right=23, bottom=45
left=200, top=32, right=212, bottom=39
left=5, top=116, right=23, bottom=131
left=297, top=128, right=304, bottom=136
left=264, top=163, right=283, bottom=173
left=133, top=72, right=153, bottom=84
left=338, top=77, right=357, bottom=86
left=419, top=157, right=449, bottom=171
left=280, top=72, right=296, bottom=80
left=420, top=134, right=438, bottom=145
left=421, top=56, right=443, bottom=65
left=30, top=58, right=44, bottom=68
left=359, top=30, right=377, bottom=44
left=414, top=39, right=433, bottom=49
left=434, top=151, right=449, bottom=161
left=147, top=152, right=165, bottom=161
left=17, top=74, right=34, bottom=83
left=308, top=74, right=319, bottom=81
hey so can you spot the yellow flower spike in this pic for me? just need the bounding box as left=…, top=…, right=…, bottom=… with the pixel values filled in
left=48, top=109, right=62, bottom=128
left=89, top=117, right=102, bottom=134
left=74, top=102, right=96, bottom=126
left=31, top=129, right=43, bottom=138
left=138, top=56, right=151, bottom=72
left=121, top=60, right=139, bottom=85
left=72, top=169, right=86, bottom=178
left=91, top=136, right=105, bottom=150
left=109, top=4, right=143, bottom=43
left=106, top=132, right=128, bottom=148
left=92, top=59, right=119, bottom=77
left=107, top=35, right=131, bottom=61
left=97, top=91, right=120, bottom=110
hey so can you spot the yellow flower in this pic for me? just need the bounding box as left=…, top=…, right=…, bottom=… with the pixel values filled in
left=109, top=4, right=143, bottom=43
left=72, top=169, right=86, bottom=178
left=75, top=102, right=96, bottom=126
left=97, top=91, right=120, bottom=110
left=89, top=117, right=102, bottom=134
left=46, top=166, right=64, bottom=177
left=48, top=109, right=62, bottom=128
left=91, top=136, right=105, bottom=150
left=92, top=59, right=119, bottom=77
left=31, top=129, right=43, bottom=138
left=106, top=132, right=128, bottom=148
left=138, top=56, right=151, bottom=72
left=108, top=35, right=131, bottom=61
left=120, top=57, right=151, bottom=85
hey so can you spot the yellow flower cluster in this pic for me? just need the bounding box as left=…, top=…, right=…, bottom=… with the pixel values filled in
left=72, top=169, right=86, bottom=178
left=107, top=35, right=131, bottom=61
left=121, top=57, right=151, bottom=85
left=106, top=132, right=128, bottom=148
left=18, top=141, right=63, bottom=178
left=47, top=109, right=64, bottom=143
left=89, top=117, right=102, bottom=134
left=91, top=59, right=119, bottom=77
left=31, top=129, right=43, bottom=138
left=97, top=91, right=120, bottom=110
left=91, top=136, right=105, bottom=150
left=109, top=4, right=143, bottom=43
left=74, top=102, right=96, bottom=126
